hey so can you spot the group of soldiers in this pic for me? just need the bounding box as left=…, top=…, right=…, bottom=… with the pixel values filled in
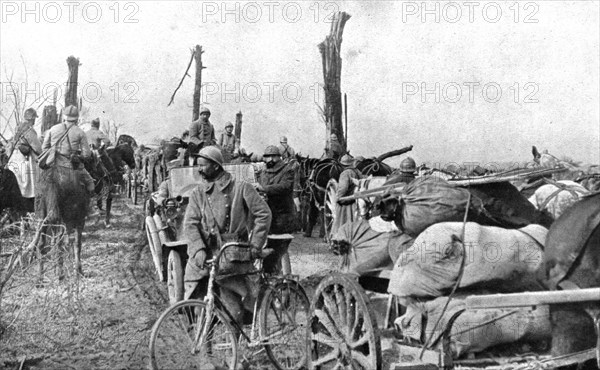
left=2, top=105, right=119, bottom=214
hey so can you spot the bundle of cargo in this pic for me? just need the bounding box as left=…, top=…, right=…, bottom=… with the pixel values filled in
left=378, top=176, right=550, bottom=238
left=388, top=222, right=548, bottom=299
left=330, top=218, right=414, bottom=276
left=395, top=294, right=552, bottom=358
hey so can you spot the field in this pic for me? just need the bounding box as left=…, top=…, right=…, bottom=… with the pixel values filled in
left=0, top=195, right=397, bottom=370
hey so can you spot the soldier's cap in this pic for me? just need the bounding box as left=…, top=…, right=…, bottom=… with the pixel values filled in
left=263, top=145, right=281, bottom=157
left=194, top=145, right=224, bottom=167
left=24, top=108, right=38, bottom=120
left=280, top=136, right=287, bottom=143
left=63, top=105, right=79, bottom=121
left=91, top=118, right=100, bottom=126
left=340, top=154, right=355, bottom=166
left=199, top=107, right=211, bottom=115
left=225, top=121, right=234, bottom=128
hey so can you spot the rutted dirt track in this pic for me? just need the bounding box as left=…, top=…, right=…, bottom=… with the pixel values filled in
left=2, top=195, right=394, bottom=370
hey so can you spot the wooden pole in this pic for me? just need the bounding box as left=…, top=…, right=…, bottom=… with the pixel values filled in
left=41, top=105, right=58, bottom=134
left=192, top=45, right=206, bottom=122
left=65, top=56, right=80, bottom=107
left=344, top=93, right=348, bottom=146
left=235, top=111, right=243, bottom=146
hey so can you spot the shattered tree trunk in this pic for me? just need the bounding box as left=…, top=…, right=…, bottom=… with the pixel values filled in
left=235, top=111, right=243, bottom=146
left=65, top=56, right=80, bottom=108
left=192, top=45, right=206, bottom=122
left=41, top=106, right=58, bottom=134
left=319, top=11, right=351, bottom=153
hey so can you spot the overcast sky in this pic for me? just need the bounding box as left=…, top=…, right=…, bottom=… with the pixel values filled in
left=1, top=1, right=598, bottom=166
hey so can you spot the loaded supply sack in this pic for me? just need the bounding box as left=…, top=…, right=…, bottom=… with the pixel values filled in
left=389, top=177, right=487, bottom=237
left=396, top=294, right=551, bottom=358
left=332, top=219, right=414, bottom=276
left=388, top=222, right=548, bottom=298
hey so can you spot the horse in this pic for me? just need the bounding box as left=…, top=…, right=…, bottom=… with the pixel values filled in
left=116, top=134, right=138, bottom=148
left=35, top=164, right=90, bottom=277
left=543, top=191, right=600, bottom=369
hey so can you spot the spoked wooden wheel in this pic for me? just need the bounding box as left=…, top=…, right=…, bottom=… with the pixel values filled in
left=149, top=299, right=238, bottom=370
left=323, top=179, right=338, bottom=243
left=308, top=273, right=381, bottom=370
left=166, top=250, right=184, bottom=304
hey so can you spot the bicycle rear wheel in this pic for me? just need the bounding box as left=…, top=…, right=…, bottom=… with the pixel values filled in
left=149, top=299, right=238, bottom=370
left=259, top=280, right=310, bottom=370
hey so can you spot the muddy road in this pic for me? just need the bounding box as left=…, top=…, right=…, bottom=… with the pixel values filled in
left=1, top=196, right=394, bottom=370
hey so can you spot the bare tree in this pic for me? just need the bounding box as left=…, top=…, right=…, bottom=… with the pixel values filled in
left=101, top=119, right=126, bottom=144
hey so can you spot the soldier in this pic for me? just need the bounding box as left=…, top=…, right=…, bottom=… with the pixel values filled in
left=387, top=157, right=417, bottom=185
left=183, top=146, right=271, bottom=324
left=218, top=121, right=239, bottom=163
left=188, top=107, right=217, bottom=155
left=277, top=136, right=295, bottom=162
left=326, top=133, right=344, bottom=161
left=7, top=108, right=42, bottom=211
left=85, top=118, right=112, bottom=149
left=41, top=105, right=95, bottom=195
left=256, top=145, right=295, bottom=275
left=332, top=154, right=364, bottom=236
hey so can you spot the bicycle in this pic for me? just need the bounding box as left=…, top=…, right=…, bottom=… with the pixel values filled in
left=149, top=242, right=310, bottom=370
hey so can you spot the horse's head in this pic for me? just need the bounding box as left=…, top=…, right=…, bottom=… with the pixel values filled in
left=377, top=193, right=402, bottom=223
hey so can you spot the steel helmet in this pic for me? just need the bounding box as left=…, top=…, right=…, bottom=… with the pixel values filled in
left=197, top=145, right=224, bottom=167
left=263, top=145, right=281, bottom=157
left=225, top=121, right=233, bottom=128
left=400, top=157, right=416, bottom=173
left=63, top=105, right=79, bottom=122
left=199, top=107, right=211, bottom=115
left=280, top=136, right=288, bottom=144
left=24, top=108, right=38, bottom=120
left=340, top=154, right=354, bottom=166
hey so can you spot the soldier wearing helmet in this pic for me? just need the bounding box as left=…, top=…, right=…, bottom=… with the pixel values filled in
left=387, top=157, right=417, bottom=185
left=277, top=136, right=295, bottom=162
left=85, top=117, right=112, bottom=149
left=332, top=154, right=364, bottom=236
left=41, top=105, right=95, bottom=194
left=218, top=121, right=239, bottom=163
left=256, top=145, right=296, bottom=275
left=183, top=145, right=271, bottom=325
left=188, top=106, right=217, bottom=155
left=6, top=108, right=42, bottom=208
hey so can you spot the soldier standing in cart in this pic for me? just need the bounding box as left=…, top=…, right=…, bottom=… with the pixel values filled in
left=255, top=145, right=296, bottom=275
left=218, top=121, right=239, bottom=163
left=188, top=107, right=217, bottom=155
left=277, top=136, right=295, bottom=162
left=387, top=157, right=417, bottom=185
left=182, top=146, right=271, bottom=324
left=325, top=133, right=344, bottom=160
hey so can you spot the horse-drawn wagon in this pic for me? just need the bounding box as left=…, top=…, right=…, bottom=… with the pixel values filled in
left=307, top=167, right=600, bottom=369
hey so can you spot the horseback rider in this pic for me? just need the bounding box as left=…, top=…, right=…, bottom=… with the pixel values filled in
left=183, top=146, right=271, bottom=324
left=218, top=121, right=239, bottom=163
left=41, top=105, right=95, bottom=195
left=188, top=107, right=217, bottom=156
left=85, top=118, right=112, bottom=149
left=277, top=136, right=295, bottom=162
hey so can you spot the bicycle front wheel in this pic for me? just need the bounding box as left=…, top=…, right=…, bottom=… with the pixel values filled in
left=259, top=280, right=310, bottom=370
left=149, top=299, right=238, bottom=370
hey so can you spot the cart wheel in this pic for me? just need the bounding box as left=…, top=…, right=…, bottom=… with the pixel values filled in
left=323, top=179, right=338, bottom=243
left=167, top=250, right=184, bottom=305
left=259, top=280, right=310, bottom=370
left=145, top=216, right=164, bottom=281
left=149, top=299, right=238, bottom=370
left=308, top=273, right=381, bottom=370
left=133, top=173, right=139, bottom=205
